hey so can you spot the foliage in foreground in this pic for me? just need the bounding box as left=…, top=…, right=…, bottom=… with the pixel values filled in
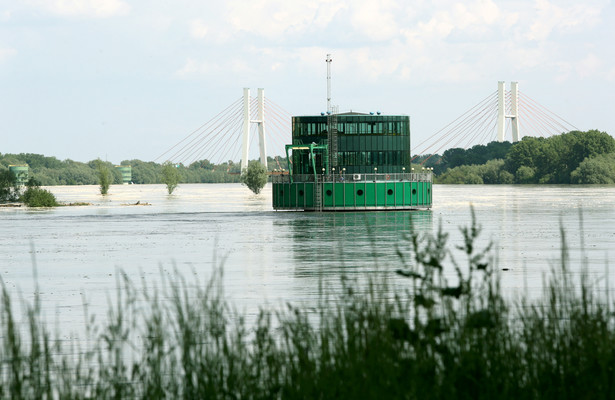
left=1, top=214, right=615, bottom=399
left=240, top=161, right=269, bottom=194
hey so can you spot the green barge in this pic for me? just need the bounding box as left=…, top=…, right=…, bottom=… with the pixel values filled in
left=272, top=112, right=432, bottom=211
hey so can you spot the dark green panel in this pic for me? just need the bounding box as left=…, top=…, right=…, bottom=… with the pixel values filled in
left=289, top=184, right=298, bottom=207
left=304, top=183, right=313, bottom=208
left=376, top=183, right=386, bottom=206
left=334, top=183, right=345, bottom=207
left=355, top=183, right=366, bottom=207
left=395, top=182, right=403, bottom=205
left=365, top=182, right=375, bottom=205
left=323, top=183, right=333, bottom=207
left=345, top=183, right=355, bottom=207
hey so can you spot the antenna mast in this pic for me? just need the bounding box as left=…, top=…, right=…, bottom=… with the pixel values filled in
left=326, top=54, right=332, bottom=112
left=325, top=54, right=338, bottom=169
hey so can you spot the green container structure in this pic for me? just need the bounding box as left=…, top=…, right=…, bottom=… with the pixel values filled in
left=272, top=112, right=433, bottom=211
left=8, top=165, right=29, bottom=186
left=115, top=166, right=132, bottom=184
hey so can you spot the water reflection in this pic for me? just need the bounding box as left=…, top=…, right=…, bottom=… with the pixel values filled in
left=278, top=211, right=433, bottom=281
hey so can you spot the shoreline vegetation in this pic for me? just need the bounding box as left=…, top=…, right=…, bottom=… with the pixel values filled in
left=0, top=154, right=289, bottom=187
left=2, top=130, right=614, bottom=189
left=419, top=129, right=615, bottom=184
left=1, top=214, right=614, bottom=399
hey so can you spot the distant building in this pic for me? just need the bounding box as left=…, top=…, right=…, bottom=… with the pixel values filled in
left=8, top=165, right=29, bottom=186
left=115, top=165, right=132, bottom=184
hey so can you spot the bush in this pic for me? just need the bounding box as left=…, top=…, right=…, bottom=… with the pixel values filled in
left=240, top=161, right=268, bottom=194
left=161, top=161, right=181, bottom=194
left=95, top=159, right=112, bottom=195
left=515, top=165, right=536, bottom=183
left=570, top=152, right=615, bottom=184
left=21, top=186, right=58, bottom=207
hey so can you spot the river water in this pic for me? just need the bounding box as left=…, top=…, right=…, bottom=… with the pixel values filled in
left=1, top=183, right=614, bottom=338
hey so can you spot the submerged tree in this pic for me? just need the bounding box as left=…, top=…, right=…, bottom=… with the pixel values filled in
left=240, top=161, right=268, bottom=194
left=95, top=159, right=112, bottom=195
left=161, top=161, right=181, bottom=194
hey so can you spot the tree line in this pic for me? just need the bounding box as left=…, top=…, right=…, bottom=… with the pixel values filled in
left=0, top=153, right=289, bottom=186
left=415, top=130, right=615, bottom=184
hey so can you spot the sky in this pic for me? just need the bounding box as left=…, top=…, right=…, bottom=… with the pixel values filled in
left=1, top=0, right=614, bottom=164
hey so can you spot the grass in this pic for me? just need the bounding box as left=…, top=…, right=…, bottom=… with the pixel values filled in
left=1, top=212, right=615, bottom=399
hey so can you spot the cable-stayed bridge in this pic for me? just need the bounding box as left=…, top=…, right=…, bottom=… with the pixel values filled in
left=412, top=81, right=578, bottom=163
left=155, top=82, right=578, bottom=168
left=155, top=88, right=292, bottom=171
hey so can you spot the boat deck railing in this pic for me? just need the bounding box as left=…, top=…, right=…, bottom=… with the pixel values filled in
left=272, top=173, right=433, bottom=184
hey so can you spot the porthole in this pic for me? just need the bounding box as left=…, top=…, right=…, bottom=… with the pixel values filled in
left=326, top=190, right=332, bottom=196
left=387, top=189, right=393, bottom=195
left=357, top=189, right=364, bottom=196
left=299, top=190, right=304, bottom=196
left=412, top=189, right=417, bottom=195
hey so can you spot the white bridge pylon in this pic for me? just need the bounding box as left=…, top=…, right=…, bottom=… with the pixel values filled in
left=240, top=88, right=268, bottom=172
left=497, top=81, right=521, bottom=143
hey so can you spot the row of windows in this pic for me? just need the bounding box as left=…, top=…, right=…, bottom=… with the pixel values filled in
left=294, top=115, right=408, bottom=123
left=339, top=136, right=409, bottom=152
left=291, top=150, right=410, bottom=175
left=292, top=115, right=410, bottom=137
left=294, top=121, right=409, bottom=136
left=293, top=136, right=410, bottom=152
left=337, top=151, right=410, bottom=167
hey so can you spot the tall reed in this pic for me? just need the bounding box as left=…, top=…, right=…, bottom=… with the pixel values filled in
left=1, top=212, right=614, bottom=399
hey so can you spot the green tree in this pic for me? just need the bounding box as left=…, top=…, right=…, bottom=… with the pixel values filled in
left=161, top=161, right=181, bottom=194
left=435, top=165, right=484, bottom=184
left=515, top=166, right=536, bottom=183
left=21, top=179, right=58, bottom=207
left=478, top=159, right=505, bottom=184
left=95, top=159, right=112, bottom=195
left=241, top=161, right=268, bottom=194
left=570, top=153, right=615, bottom=184
left=506, top=130, right=615, bottom=184
left=499, top=170, right=514, bottom=184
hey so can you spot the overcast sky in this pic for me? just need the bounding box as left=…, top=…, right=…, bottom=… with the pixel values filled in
left=1, top=0, right=613, bottom=164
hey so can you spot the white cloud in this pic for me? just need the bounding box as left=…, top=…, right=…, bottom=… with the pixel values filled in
left=190, top=19, right=208, bottom=39
left=25, top=0, right=130, bottom=18
left=402, top=0, right=502, bottom=48
left=172, top=0, right=611, bottom=87
left=349, top=0, right=399, bottom=41
left=225, top=0, right=343, bottom=38
left=527, top=0, right=603, bottom=41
